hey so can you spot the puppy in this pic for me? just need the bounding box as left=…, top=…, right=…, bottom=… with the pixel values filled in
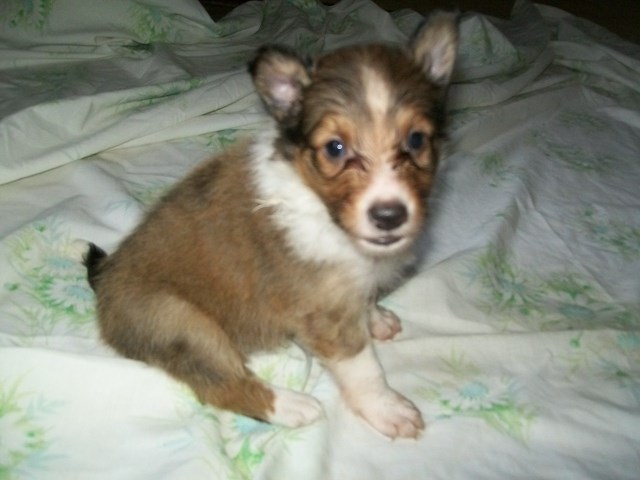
left=84, top=12, right=458, bottom=439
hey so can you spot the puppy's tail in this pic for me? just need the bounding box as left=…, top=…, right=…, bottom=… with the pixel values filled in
left=83, top=243, right=107, bottom=291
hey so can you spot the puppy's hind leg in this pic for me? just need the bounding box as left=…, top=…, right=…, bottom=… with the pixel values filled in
left=119, top=295, right=323, bottom=427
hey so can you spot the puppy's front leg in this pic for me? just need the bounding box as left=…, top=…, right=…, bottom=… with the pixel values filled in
left=325, top=342, right=424, bottom=439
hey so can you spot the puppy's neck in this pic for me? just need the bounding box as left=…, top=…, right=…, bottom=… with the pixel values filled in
left=250, top=125, right=357, bottom=263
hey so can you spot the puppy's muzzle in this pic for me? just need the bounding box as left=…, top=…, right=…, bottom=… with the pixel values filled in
left=365, top=201, right=409, bottom=247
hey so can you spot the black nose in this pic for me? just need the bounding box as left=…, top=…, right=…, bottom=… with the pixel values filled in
left=368, top=202, right=408, bottom=231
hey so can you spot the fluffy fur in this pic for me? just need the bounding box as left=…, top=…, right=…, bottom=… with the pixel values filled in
left=84, top=12, right=458, bottom=439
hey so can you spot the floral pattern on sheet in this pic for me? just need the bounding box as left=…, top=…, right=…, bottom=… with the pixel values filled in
left=105, top=178, right=173, bottom=215
left=529, top=104, right=630, bottom=174
left=202, top=128, right=242, bottom=153
left=221, top=415, right=312, bottom=480
left=8, top=64, right=90, bottom=103
left=3, top=217, right=96, bottom=339
left=290, top=0, right=326, bottom=27
left=0, top=0, right=638, bottom=477
left=112, top=78, right=204, bottom=115
left=448, top=106, right=489, bottom=131
left=286, top=0, right=363, bottom=37
left=475, top=151, right=519, bottom=187
left=128, top=179, right=173, bottom=207
left=560, top=331, right=640, bottom=405
left=2, top=0, right=55, bottom=30
left=457, top=16, right=523, bottom=74
left=465, top=245, right=639, bottom=332
left=614, top=333, right=640, bottom=404
left=328, top=11, right=359, bottom=36
left=165, top=346, right=318, bottom=479
left=223, top=347, right=318, bottom=478
left=104, top=130, right=243, bottom=214
left=0, top=377, right=63, bottom=478
left=129, top=3, right=183, bottom=43
left=556, top=110, right=610, bottom=132
left=417, top=350, right=536, bottom=442
left=164, top=390, right=239, bottom=478
left=532, top=130, right=616, bottom=173
left=572, top=208, right=640, bottom=260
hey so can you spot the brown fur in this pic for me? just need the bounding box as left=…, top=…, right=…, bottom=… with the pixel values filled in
left=88, top=143, right=372, bottom=420
left=86, top=12, right=458, bottom=432
left=281, top=44, right=448, bottom=247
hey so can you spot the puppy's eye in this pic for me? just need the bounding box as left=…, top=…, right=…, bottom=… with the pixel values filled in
left=324, top=139, right=346, bottom=160
left=407, top=131, right=426, bottom=151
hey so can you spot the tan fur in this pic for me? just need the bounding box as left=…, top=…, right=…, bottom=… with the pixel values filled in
left=91, top=143, right=371, bottom=420
left=87, top=12, right=458, bottom=438
left=292, top=46, right=444, bottom=250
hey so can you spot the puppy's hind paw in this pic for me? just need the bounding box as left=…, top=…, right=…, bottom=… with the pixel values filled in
left=267, top=387, right=324, bottom=428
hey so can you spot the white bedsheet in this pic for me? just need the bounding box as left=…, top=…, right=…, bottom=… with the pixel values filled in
left=1, top=0, right=639, bottom=478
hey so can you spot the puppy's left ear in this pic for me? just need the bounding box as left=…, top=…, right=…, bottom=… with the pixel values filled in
left=410, top=11, right=459, bottom=86
left=249, top=46, right=311, bottom=127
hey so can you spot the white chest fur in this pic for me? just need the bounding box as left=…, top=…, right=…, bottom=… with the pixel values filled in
left=249, top=126, right=408, bottom=295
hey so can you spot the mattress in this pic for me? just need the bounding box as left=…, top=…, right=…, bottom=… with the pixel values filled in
left=1, top=0, right=639, bottom=478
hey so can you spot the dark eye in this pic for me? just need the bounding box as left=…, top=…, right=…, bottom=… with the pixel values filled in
left=325, top=139, right=346, bottom=160
left=407, top=131, right=426, bottom=151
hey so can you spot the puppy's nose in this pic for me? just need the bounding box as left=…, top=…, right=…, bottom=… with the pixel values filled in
left=368, top=201, right=408, bottom=231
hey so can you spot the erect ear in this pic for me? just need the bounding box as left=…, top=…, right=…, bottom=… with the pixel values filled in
left=249, top=45, right=312, bottom=127
left=410, top=11, right=459, bottom=86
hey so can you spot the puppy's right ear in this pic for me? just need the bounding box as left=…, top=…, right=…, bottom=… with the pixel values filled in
left=410, top=11, right=459, bottom=87
left=249, top=46, right=311, bottom=127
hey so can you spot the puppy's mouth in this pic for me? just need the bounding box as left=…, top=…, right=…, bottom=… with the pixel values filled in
left=357, top=234, right=411, bottom=255
left=365, top=235, right=403, bottom=246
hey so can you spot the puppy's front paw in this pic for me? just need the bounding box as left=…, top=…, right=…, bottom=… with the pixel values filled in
left=368, top=305, right=402, bottom=341
left=267, top=387, right=324, bottom=428
left=355, top=388, right=424, bottom=439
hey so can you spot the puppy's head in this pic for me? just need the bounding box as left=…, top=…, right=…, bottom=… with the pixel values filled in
left=250, top=12, right=458, bottom=258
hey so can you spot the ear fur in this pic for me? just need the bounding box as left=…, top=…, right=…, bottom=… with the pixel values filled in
left=249, top=46, right=311, bottom=127
left=410, top=11, right=459, bottom=86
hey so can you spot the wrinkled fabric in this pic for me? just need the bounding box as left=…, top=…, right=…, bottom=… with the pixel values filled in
left=1, top=1, right=639, bottom=479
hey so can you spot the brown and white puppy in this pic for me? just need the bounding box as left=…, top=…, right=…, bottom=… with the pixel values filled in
left=84, top=12, right=458, bottom=439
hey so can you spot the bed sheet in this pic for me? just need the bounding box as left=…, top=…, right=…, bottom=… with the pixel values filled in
left=1, top=0, right=639, bottom=479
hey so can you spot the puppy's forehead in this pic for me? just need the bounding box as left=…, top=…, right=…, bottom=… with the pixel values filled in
left=305, top=45, right=437, bottom=132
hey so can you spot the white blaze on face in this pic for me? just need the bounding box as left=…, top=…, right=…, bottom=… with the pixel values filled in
left=354, top=65, right=418, bottom=253
left=362, top=66, right=391, bottom=117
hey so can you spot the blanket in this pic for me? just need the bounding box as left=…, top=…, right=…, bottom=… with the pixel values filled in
left=1, top=0, right=639, bottom=478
